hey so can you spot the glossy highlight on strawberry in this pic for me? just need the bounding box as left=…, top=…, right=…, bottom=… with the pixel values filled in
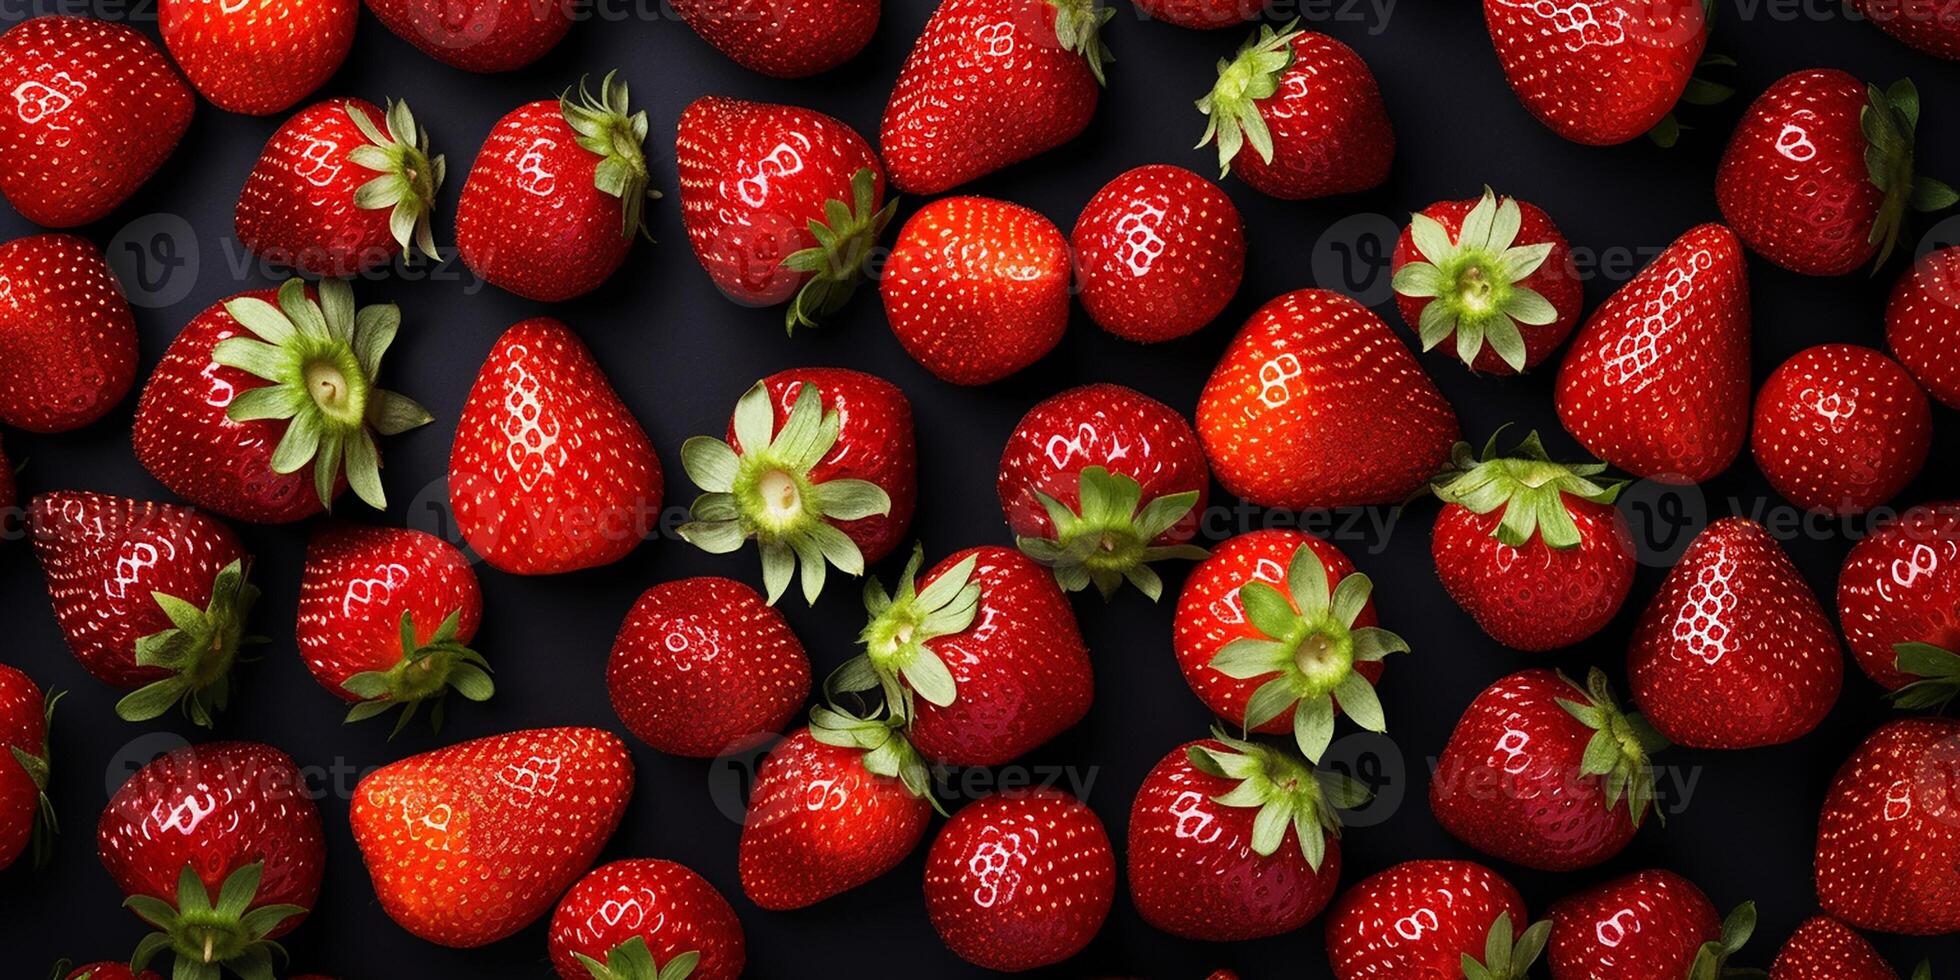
left=1815, top=716, right=1960, bottom=935
left=1071, top=164, right=1246, bottom=342
left=158, top=0, right=355, bottom=115
left=548, top=859, right=746, bottom=980
left=1325, top=859, right=1545, bottom=980
left=923, top=787, right=1115, bottom=971
left=1751, top=344, right=1930, bottom=515
left=1484, top=0, right=1708, bottom=146
left=1837, top=502, right=1960, bottom=699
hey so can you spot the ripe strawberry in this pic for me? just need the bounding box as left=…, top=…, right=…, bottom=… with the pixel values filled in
left=548, top=859, right=746, bottom=980
left=99, top=741, right=325, bottom=978
left=672, top=0, right=878, bottom=78
left=1325, top=860, right=1547, bottom=980
left=1851, top=0, right=1960, bottom=58
left=1838, top=502, right=1960, bottom=701
left=456, top=73, right=654, bottom=302
left=0, top=233, right=139, bottom=433
left=0, top=663, right=58, bottom=871
left=607, top=577, right=811, bottom=757
left=676, top=97, right=893, bottom=331
left=364, top=0, right=574, bottom=72
left=881, top=196, right=1072, bottom=385
left=1195, top=21, right=1394, bottom=200
left=158, top=0, right=354, bottom=115
left=1196, top=288, right=1459, bottom=509
left=1554, top=223, right=1751, bottom=482
left=1132, top=0, right=1262, bottom=29
left=1547, top=870, right=1755, bottom=980
left=1071, top=164, right=1246, bottom=342
left=1430, top=668, right=1666, bottom=871
left=29, top=491, right=258, bottom=726
left=55, top=964, right=161, bottom=980
left=133, top=278, right=432, bottom=524
left=1484, top=0, right=1708, bottom=145
left=235, top=98, right=444, bottom=277
left=296, top=523, right=490, bottom=731
left=449, top=317, right=663, bottom=575
left=0, top=16, right=193, bottom=227
left=1815, top=716, right=1960, bottom=935
left=351, top=727, right=635, bottom=947
left=1886, top=245, right=1960, bottom=408
left=1770, top=915, right=1905, bottom=980
left=1752, top=345, right=1930, bottom=515
left=924, top=787, right=1115, bottom=971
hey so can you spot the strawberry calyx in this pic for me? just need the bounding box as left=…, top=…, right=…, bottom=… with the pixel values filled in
left=1047, top=0, right=1115, bottom=86
left=1887, top=642, right=1960, bottom=713
left=9, top=689, right=63, bottom=869
left=1393, top=188, right=1561, bottom=373
left=1014, top=466, right=1209, bottom=601
left=1185, top=727, right=1369, bottom=869
left=562, top=71, right=656, bottom=241
left=1686, top=901, right=1757, bottom=980
left=126, top=863, right=305, bottom=980
left=574, top=936, right=698, bottom=980
left=346, top=98, right=445, bottom=263
left=1460, top=912, right=1551, bottom=980
left=1196, top=19, right=1303, bottom=179
left=339, top=609, right=494, bottom=736
left=1554, top=668, right=1669, bottom=829
left=1911, top=961, right=1931, bottom=980
left=829, top=545, right=980, bottom=722
left=1863, top=79, right=1959, bottom=269
left=809, top=702, right=937, bottom=805
left=115, top=559, right=264, bottom=729
left=1431, top=428, right=1622, bottom=549
left=678, top=381, right=894, bottom=605
left=211, top=277, right=434, bottom=512
left=780, top=167, right=898, bottom=335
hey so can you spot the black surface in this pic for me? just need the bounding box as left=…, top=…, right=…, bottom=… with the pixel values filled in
left=4, top=2, right=1960, bottom=977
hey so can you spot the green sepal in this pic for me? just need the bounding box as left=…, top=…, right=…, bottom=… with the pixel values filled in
left=1186, top=726, right=1368, bottom=868
left=346, top=98, right=444, bottom=262
left=1554, top=668, right=1669, bottom=829
left=339, top=608, right=493, bottom=737
left=1686, top=901, right=1758, bottom=980
left=1430, top=427, right=1623, bottom=549
left=1394, top=187, right=1562, bottom=373
left=1911, top=961, right=1932, bottom=980
left=11, top=689, right=63, bottom=869
left=1887, top=642, right=1960, bottom=713
left=809, top=701, right=941, bottom=813
left=1014, top=465, right=1207, bottom=601
left=780, top=168, right=898, bottom=334
left=1862, top=79, right=1957, bottom=271
left=573, top=936, right=698, bottom=980
left=116, top=560, right=263, bottom=729
left=125, top=862, right=304, bottom=980
left=1047, top=0, right=1115, bottom=86
left=561, top=71, right=656, bottom=241
left=1461, top=913, right=1551, bottom=980
left=1196, top=19, right=1305, bottom=178
left=847, top=544, right=979, bottom=724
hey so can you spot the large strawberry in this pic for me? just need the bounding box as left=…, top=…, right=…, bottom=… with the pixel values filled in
left=0, top=662, right=58, bottom=871
left=548, top=859, right=746, bottom=980
left=448, top=317, right=663, bottom=575
left=1195, top=21, right=1394, bottom=200
left=364, top=0, right=574, bottom=72
left=1838, top=502, right=1960, bottom=701
left=1815, top=716, right=1960, bottom=935
left=351, top=727, right=635, bottom=947
left=1554, top=223, right=1750, bottom=483
left=1546, top=870, right=1755, bottom=980
left=0, top=233, right=139, bottom=433
left=924, top=787, right=1115, bottom=971
left=1071, top=164, right=1246, bottom=343
left=1886, top=245, right=1960, bottom=408
left=672, top=0, right=879, bottom=78
left=1851, top=0, right=1960, bottom=57
left=158, top=0, right=355, bottom=115
left=1771, top=915, right=1912, bottom=980
left=1325, top=860, right=1547, bottom=980
left=1484, top=0, right=1708, bottom=145
left=1752, top=345, right=1930, bottom=515
left=0, top=16, right=193, bottom=227
left=1196, top=288, right=1459, bottom=509
left=1133, top=0, right=1261, bottom=29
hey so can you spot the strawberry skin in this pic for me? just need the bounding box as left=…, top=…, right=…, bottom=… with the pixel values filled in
left=1071, top=164, right=1246, bottom=342
left=0, top=16, right=193, bottom=227
left=923, top=788, right=1116, bottom=971
left=1770, top=915, right=1900, bottom=980
left=1886, top=245, right=1960, bottom=408
left=1197, top=24, right=1394, bottom=200
left=0, top=233, right=139, bottom=433
left=1484, top=0, right=1707, bottom=145
left=158, top=0, right=355, bottom=115
left=1838, top=502, right=1960, bottom=692
left=60, top=965, right=160, bottom=980
left=1133, top=0, right=1262, bottom=29
left=673, top=0, right=878, bottom=77
left=1546, top=870, right=1741, bottom=979
left=1851, top=0, right=1960, bottom=57
left=548, top=859, right=746, bottom=980
left=364, top=0, right=574, bottom=72
left=0, top=662, right=55, bottom=872
left=1752, top=345, right=1930, bottom=515
left=1324, top=860, right=1534, bottom=980
left=1815, top=716, right=1960, bottom=935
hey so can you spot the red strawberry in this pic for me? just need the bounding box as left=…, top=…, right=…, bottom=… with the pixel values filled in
left=1132, top=0, right=1262, bottom=29
left=0, top=662, right=58, bottom=871
left=29, top=491, right=257, bottom=726
left=99, top=741, right=325, bottom=978
left=158, top=0, right=354, bottom=115
left=1195, top=22, right=1394, bottom=200
left=235, top=98, right=444, bottom=277
left=133, top=277, right=432, bottom=524
left=1430, top=431, right=1635, bottom=651
left=881, top=196, right=1072, bottom=385
left=1392, top=188, right=1584, bottom=375
left=923, top=787, right=1116, bottom=971
left=56, top=964, right=161, bottom=980
left=1196, top=288, right=1460, bottom=509
left=296, top=523, right=490, bottom=731
left=1851, top=0, right=1960, bottom=58
left=1815, top=716, right=1960, bottom=935
left=672, top=0, right=879, bottom=78
left=1751, top=345, right=1930, bottom=515
left=448, top=317, right=663, bottom=575
left=880, top=0, right=1110, bottom=195
left=1838, top=502, right=1960, bottom=700
left=998, top=383, right=1210, bottom=599
left=548, top=859, right=746, bottom=980
left=364, top=0, right=574, bottom=72
left=1886, top=245, right=1960, bottom=408
left=1554, top=223, right=1750, bottom=483
left=1546, top=870, right=1755, bottom=980
left=1484, top=0, right=1708, bottom=145
left=455, top=73, right=654, bottom=302
left=676, top=97, right=893, bottom=331
left=607, top=577, right=811, bottom=757
left=0, top=16, right=193, bottom=227
left=1770, top=915, right=1904, bottom=980
left=1071, top=164, right=1246, bottom=343
left=0, top=233, right=139, bottom=433
left=351, top=727, right=635, bottom=947
left=1325, top=859, right=1546, bottom=980
left=1430, top=668, right=1666, bottom=871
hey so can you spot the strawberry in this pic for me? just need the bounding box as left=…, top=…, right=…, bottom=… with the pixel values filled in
left=998, top=383, right=1210, bottom=599
left=455, top=73, right=654, bottom=302
left=99, top=741, right=325, bottom=979
left=1325, top=860, right=1548, bottom=980
left=235, top=98, right=444, bottom=277
left=0, top=233, right=139, bottom=433
left=55, top=964, right=161, bottom=980
left=880, top=0, right=1110, bottom=195
left=1886, top=245, right=1960, bottom=408
left=448, top=317, right=663, bottom=575
left=923, top=787, right=1115, bottom=971
left=672, top=0, right=879, bottom=78
left=1546, top=870, right=1755, bottom=980
left=881, top=196, right=1072, bottom=385
left=607, top=576, right=811, bottom=757
left=1770, top=915, right=1907, bottom=980
left=1132, top=0, right=1262, bottom=29
left=1851, top=0, right=1960, bottom=58
left=158, top=0, right=355, bottom=115
left=0, top=16, right=193, bottom=227
left=1195, top=21, right=1394, bottom=200
left=1430, top=431, right=1635, bottom=651
left=548, top=859, right=746, bottom=980
left=1554, top=223, right=1751, bottom=483
left=1392, top=188, right=1583, bottom=375
left=1751, top=344, right=1930, bottom=515
left=351, top=727, right=635, bottom=947
left=29, top=491, right=258, bottom=726
left=296, top=523, right=491, bottom=731
left=1815, top=716, right=1960, bottom=935
left=677, top=368, right=912, bottom=603
left=1430, top=668, right=1666, bottom=871
left=0, top=662, right=59, bottom=871
left=676, top=97, right=893, bottom=331
left=364, top=0, right=574, bottom=72
left=1196, top=288, right=1459, bottom=509
left=1070, top=164, right=1246, bottom=343
left=1838, top=502, right=1960, bottom=701
left=1719, top=72, right=1956, bottom=275
left=1483, top=0, right=1708, bottom=145
left=133, top=277, right=433, bottom=524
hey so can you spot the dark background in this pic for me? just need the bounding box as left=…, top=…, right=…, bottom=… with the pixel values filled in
left=4, top=0, right=1959, bottom=976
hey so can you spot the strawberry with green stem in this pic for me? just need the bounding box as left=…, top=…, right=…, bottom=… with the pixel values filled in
left=126, top=864, right=305, bottom=980
left=572, top=938, right=696, bottom=980
left=1392, top=188, right=1580, bottom=375
left=839, top=550, right=981, bottom=723
left=1014, top=468, right=1208, bottom=600
left=1, top=664, right=60, bottom=871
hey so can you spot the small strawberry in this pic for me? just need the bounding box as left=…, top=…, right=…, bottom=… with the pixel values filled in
left=548, top=859, right=746, bottom=980
left=448, top=317, right=663, bottom=575
left=881, top=196, right=1072, bottom=385
left=1851, top=0, right=1960, bottom=58
left=1546, top=870, right=1755, bottom=980
left=158, top=0, right=355, bottom=115
left=1838, top=502, right=1960, bottom=701
left=1771, top=915, right=1908, bottom=980
left=351, top=727, right=635, bottom=947
left=1554, top=223, right=1751, bottom=483
left=364, top=0, right=574, bottom=72
left=1071, top=164, right=1246, bottom=343
left=923, top=787, right=1115, bottom=971
left=54, top=963, right=161, bottom=980
left=0, top=663, right=59, bottom=871
left=1325, top=860, right=1548, bottom=980
left=1132, top=0, right=1262, bottom=29
left=672, top=0, right=879, bottom=78
left=1195, top=21, right=1394, bottom=200
left=1196, top=288, right=1460, bottom=509
left=1815, top=716, right=1960, bottom=935
left=1752, top=344, right=1930, bottom=515
left=0, top=233, right=139, bottom=433
left=0, top=16, right=194, bottom=227
left=1886, top=245, right=1960, bottom=408
left=1484, top=0, right=1708, bottom=145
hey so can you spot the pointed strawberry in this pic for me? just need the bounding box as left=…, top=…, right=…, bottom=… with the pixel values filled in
left=1815, top=716, right=1960, bottom=935
left=1771, top=915, right=1907, bottom=980
left=157, top=0, right=355, bottom=115
left=923, top=788, right=1115, bottom=971
left=1886, top=245, right=1960, bottom=408
left=1838, top=502, right=1960, bottom=702
left=1752, top=345, right=1931, bottom=515
left=548, top=859, right=746, bottom=980
left=1547, top=870, right=1755, bottom=980
left=1325, top=860, right=1548, bottom=980
left=1484, top=0, right=1708, bottom=145
left=1850, top=0, right=1960, bottom=58
left=672, top=0, right=878, bottom=78
left=0, top=663, right=60, bottom=872
left=1071, top=164, right=1246, bottom=343
left=0, top=233, right=140, bottom=433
